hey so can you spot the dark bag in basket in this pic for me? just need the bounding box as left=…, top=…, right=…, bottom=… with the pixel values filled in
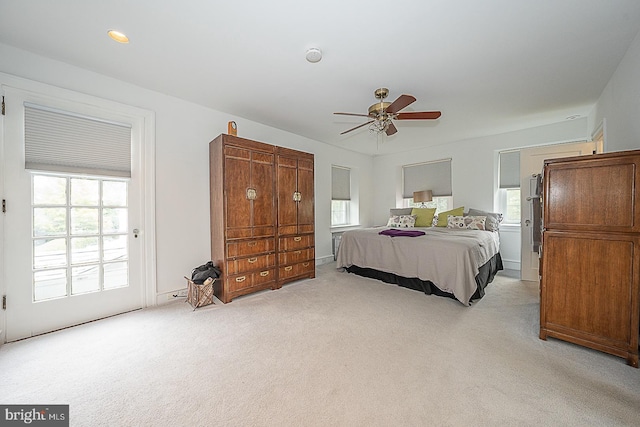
left=191, top=261, right=221, bottom=284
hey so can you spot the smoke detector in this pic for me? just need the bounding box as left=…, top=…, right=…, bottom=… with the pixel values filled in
left=306, top=48, right=322, bottom=63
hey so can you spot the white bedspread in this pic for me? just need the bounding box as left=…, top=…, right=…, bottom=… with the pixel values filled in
left=336, top=227, right=500, bottom=305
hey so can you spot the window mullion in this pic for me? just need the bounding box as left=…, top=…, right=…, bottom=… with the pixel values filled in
left=99, top=179, right=104, bottom=291
left=66, top=176, right=72, bottom=298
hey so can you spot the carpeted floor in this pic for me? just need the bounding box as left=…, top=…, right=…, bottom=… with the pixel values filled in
left=1, top=262, right=639, bottom=426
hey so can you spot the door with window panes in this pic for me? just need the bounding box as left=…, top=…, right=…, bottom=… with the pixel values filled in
left=32, top=175, right=129, bottom=300
left=2, top=87, right=143, bottom=342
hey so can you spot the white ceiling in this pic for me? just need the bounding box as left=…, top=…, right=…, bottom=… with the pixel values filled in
left=1, top=1, right=640, bottom=156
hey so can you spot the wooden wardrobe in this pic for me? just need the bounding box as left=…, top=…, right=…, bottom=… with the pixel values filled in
left=539, top=149, right=640, bottom=367
left=209, top=134, right=315, bottom=303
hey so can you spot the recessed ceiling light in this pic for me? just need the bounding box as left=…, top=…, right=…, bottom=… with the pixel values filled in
left=108, top=30, right=129, bottom=44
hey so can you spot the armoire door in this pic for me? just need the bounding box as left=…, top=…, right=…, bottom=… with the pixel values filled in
left=224, top=145, right=275, bottom=239
left=277, top=155, right=299, bottom=235
left=250, top=150, right=275, bottom=238
left=224, top=146, right=253, bottom=239
left=296, top=157, right=314, bottom=234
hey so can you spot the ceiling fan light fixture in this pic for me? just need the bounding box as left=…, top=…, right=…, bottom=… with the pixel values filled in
left=369, top=118, right=390, bottom=134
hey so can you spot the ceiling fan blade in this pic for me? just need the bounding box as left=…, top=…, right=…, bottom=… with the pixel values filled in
left=386, top=94, right=416, bottom=114
left=334, top=112, right=371, bottom=118
left=385, top=122, right=398, bottom=136
left=396, top=111, right=442, bottom=120
left=340, top=120, right=374, bottom=135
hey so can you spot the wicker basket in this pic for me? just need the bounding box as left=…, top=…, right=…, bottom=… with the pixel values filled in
left=184, top=276, right=215, bottom=309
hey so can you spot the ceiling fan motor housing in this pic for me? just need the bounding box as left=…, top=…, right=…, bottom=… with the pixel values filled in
left=368, top=102, right=391, bottom=119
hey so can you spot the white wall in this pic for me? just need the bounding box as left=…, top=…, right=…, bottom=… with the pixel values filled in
left=589, top=29, right=640, bottom=151
left=0, top=43, right=374, bottom=301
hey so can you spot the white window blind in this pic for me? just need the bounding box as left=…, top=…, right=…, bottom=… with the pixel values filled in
left=331, top=166, right=351, bottom=200
left=402, top=159, right=452, bottom=198
left=499, top=150, right=520, bottom=188
left=24, top=104, right=132, bottom=177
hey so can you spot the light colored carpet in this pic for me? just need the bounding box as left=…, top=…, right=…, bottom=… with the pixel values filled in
left=1, top=263, right=639, bottom=426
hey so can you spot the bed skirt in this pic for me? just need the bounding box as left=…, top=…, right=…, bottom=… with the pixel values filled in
left=345, top=252, right=504, bottom=304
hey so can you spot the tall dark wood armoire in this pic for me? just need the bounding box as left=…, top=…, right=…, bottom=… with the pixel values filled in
left=209, top=134, right=315, bottom=303
left=539, top=149, right=640, bottom=367
left=276, top=147, right=315, bottom=286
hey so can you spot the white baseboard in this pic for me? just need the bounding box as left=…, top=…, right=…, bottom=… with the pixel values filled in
left=502, top=259, right=521, bottom=271
left=316, top=255, right=334, bottom=266
left=156, top=289, right=188, bottom=305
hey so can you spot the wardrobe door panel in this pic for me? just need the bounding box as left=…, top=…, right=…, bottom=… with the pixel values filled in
left=297, top=159, right=314, bottom=234
left=277, top=156, right=298, bottom=235
left=224, top=152, right=252, bottom=235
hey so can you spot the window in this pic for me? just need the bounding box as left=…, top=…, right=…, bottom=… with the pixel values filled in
left=331, top=200, right=350, bottom=226
left=331, top=166, right=351, bottom=226
left=404, top=196, right=452, bottom=214
left=402, top=159, right=452, bottom=213
left=24, top=103, right=133, bottom=301
left=32, top=173, right=129, bottom=301
left=498, top=150, right=521, bottom=224
left=501, top=188, right=521, bottom=223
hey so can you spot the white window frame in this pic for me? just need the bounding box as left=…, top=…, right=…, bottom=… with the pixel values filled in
left=331, top=165, right=355, bottom=227
left=497, top=187, right=521, bottom=225
left=498, top=150, right=521, bottom=225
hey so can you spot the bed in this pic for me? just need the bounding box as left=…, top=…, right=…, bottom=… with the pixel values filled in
left=336, top=225, right=503, bottom=306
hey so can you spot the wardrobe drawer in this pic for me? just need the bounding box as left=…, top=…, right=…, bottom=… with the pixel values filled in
left=226, top=254, right=276, bottom=275
left=228, top=269, right=276, bottom=292
left=227, top=238, right=275, bottom=258
left=278, top=248, right=314, bottom=265
left=278, top=234, right=313, bottom=251
left=279, top=260, right=315, bottom=280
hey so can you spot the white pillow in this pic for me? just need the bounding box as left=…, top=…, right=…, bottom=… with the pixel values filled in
left=386, top=214, right=417, bottom=228
left=467, top=208, right=503, bottom=231
left=447, top=215, right=487, bottom=230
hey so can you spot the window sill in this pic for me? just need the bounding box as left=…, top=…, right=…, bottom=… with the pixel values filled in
left=499, top=223, right=521, bottom=231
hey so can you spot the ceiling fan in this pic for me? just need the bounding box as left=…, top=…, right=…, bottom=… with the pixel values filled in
left=334, top=88, right=441, bottom=136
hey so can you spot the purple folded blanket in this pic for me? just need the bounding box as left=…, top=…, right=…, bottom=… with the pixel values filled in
left=379, top=229, right=426, bottom=237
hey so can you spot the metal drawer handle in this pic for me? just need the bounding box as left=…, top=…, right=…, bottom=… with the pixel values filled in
left=303, top=262, right=310, bottom=267
left=235, top=276, right=246, bottom=282
left=284, top=266, right=293, bottom=272
left=247, top=241, right=257, bottom=247
left=260, top=271, right=269, bottom=277
left=246, top=188, right=257, bottom=200
left=294, top=237, right=302, bottom=242
left=294, top=250, right=301, bottom=255
left=248, top=257, right=258, bottom=263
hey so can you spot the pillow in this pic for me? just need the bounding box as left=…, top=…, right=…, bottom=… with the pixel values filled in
left=390, top=208, right=413, bottom=216
left=468, top=208, right=503, bottom=232
left=386, top=214, right=416, bottom=228
left=411, top=207, right=437, bottom=227
left=447, top=215, right=486, bottom=230
left=435, top=206, right=464, bottom=227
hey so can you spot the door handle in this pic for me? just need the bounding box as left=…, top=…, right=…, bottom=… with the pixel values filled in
left=133, top=228, right=139, bottom=238
left=524, top=220, right=531, bottom=227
